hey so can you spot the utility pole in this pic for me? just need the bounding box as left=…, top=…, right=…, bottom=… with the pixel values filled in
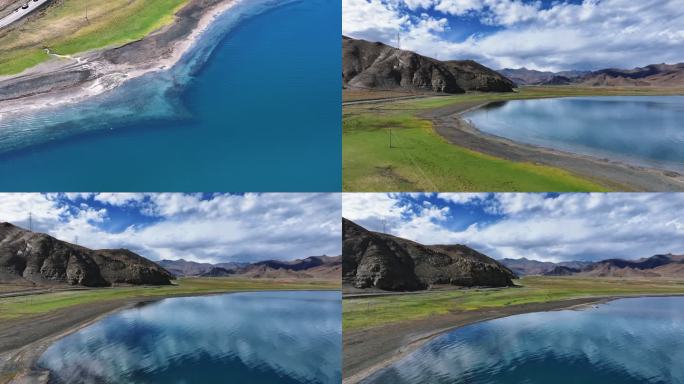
left=28, top=212, right=32, bottom=231
left=396, top=32, right=401, bottom=49
left=388, top=127, right=393, bottom=148
left=85, top=1, right=90, bottom=24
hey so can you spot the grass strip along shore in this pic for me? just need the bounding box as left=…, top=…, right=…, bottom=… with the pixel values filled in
left=343, top=86, right=684, bottom=192
left=343, top=276, right=684, bottom=331
left=0, top=0, right=191, bottom=75
left=0, top=277, right=339, bottom=321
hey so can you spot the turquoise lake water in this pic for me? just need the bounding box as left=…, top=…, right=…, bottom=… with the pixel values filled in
left=363, top=297, right=684, bottom=384
left=0, top=0, right=340, bottom=191
left=465, top=96, right=684, bottom=171
left=38, top=291, right=341, bottom=384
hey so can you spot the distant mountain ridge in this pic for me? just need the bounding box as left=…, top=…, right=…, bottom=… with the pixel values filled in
left=498, top=63, right=684, bottom=87
left=500, top=254, right=684, bottom=278
left=343, top=36, right=515, bottom=94
left=499, top=257, right=593, bottom=276
left=579, top=254, right=684, bottom=278
left=158, top=255, right=341, bottom=280
left=343, top=218, right=516, bottom=291
left=156, top=259, right=247, bottom=277
left=0, top=222, right=173, bottom=287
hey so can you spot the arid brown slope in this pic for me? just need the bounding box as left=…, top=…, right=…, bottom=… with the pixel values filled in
left=343, top=36, right=515, bottom=94
left=0, top=222, right=173, bottom=287
left=343, top=218, right=516, bottom=291
left=579, top=254, right=684, bottom=278
left=239, top=256, right=342, bottom=280
left=579, top=63, right=684, bottom=87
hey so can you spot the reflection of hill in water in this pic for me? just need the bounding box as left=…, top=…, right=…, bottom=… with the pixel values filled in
left=40, top=291, right=341, bottom=384
left=367, top=297, right=684, bottom=384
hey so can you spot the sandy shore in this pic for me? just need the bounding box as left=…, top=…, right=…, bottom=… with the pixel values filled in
left=0, top=297, right=152, bottom=384
left=342, top=294, right=682, bottom=384
left=0, top=0, right=240, bottom=116
left=422, top=101, right=684, bottom=191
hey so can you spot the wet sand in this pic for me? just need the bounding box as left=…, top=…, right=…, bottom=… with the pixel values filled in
left=423, top=102, right=684, bottom=191
left=0, top=298, right=152, bottom=384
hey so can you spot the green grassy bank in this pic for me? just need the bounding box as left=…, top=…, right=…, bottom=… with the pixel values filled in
left=343, top=276, right=684, bottom=331
left=0, top=277, right=339, bottom=321
left=0, top=0, right=190, bottom=75
left=343, top=86, right=684, bottom=192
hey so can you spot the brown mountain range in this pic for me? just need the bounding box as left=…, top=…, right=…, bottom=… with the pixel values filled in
left=499, top=63, right=684, bottom=87
left=501, top=254, right=684, bottom=278
left=158, top=255, right=342, bottom=280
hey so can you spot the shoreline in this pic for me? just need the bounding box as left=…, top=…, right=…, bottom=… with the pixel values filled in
left=342, top=294, right=684, bottom=384
left=0, top=0, right=240, bottom=117
left=423, top=100, right=684, bottom=191
left=0, top=286, right=339, bottom=384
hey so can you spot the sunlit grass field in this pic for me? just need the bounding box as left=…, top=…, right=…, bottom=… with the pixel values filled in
left=0, top=0, right=190, bottom=75
left=0, top=277, right=340, bottom=321
left=343, top=276, right=684, bottom=331
left=343, top=86, right=684, bottom=192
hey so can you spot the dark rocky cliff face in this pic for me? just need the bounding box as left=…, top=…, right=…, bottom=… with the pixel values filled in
left=343, top=219, right=516, bottom=291
left=343, top=36, right=515, bottom=94
left=0, top=222, right=173, bottom=287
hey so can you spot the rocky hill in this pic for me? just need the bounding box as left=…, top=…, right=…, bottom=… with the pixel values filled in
left=343, top=218, right=516, bottom=291
left=0, top=222, right=173, bottom=287
left=343, top=36, right=515, bottom=94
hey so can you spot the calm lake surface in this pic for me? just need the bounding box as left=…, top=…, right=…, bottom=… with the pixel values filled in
left=364, top=297, right=684, bottom=384
left=0, top=0, right=340, bottom=191
left=465, top=96, right=684, bottom=171
left=39, top=291, right=341, bottom=384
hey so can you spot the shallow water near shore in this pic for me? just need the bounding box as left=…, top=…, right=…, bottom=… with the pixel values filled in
left=464, top=96, right=684, bottom=172
left=363, top=297, right=684, bottom=384
left=0, top=0, right=340, bottom=191
left=38, top=291, right=341, bottom=384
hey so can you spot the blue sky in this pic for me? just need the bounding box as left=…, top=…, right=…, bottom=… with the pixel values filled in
left=0, top=193, right=341, bottom=263
left=343, top=0, right=684, bottom=71
left=343, top=193, right=684, bottom=262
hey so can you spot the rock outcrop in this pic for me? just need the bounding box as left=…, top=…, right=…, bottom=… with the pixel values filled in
left=0, top=222, right=173, bottom=287
left=343, top=36, right=515, bottom=94
left=343, top=218, right=516, bottom=291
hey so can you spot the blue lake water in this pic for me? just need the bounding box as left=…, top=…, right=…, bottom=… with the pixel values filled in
left=38, top=291, right=341, bottom=384
left=0, top=0, right=340, bottom=191
left=464, top=96, right=684, bottom=172
left=364, top=297, right=684, bottom=384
